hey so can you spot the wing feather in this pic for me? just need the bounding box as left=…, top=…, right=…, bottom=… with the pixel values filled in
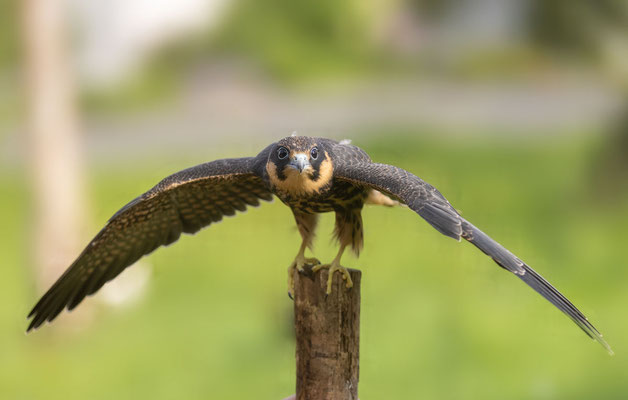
left=27, top=157, right=272, bottom=331
left=334, top=159, right=611, bottom=353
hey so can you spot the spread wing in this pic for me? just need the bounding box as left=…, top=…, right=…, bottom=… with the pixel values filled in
left=334, top=160, right=612, bottom=353
left=27, top=157, right=272, bottom=331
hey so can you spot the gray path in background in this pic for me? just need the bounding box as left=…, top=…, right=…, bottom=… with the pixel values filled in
left=3, top=70, right=623, bottom=166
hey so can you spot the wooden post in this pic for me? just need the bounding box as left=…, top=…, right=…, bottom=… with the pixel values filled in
left=293, top=266, right=361, bottom=400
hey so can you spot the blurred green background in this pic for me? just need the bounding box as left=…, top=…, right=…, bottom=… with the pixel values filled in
left=2, top=0, right=628, bottom=399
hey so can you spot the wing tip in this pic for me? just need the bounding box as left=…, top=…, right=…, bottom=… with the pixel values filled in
left=26, top=313, right=44, bottom=333
left=577, top=318, right=613, bottom=355
left=591, top=331, right=614, bottom=356
left=602, top=341, right=614, bottom=356
left=462, top=220, right=613, bottom=355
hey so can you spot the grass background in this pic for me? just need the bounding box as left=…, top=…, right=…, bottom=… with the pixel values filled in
left=1, top=132, right=626, bottom=399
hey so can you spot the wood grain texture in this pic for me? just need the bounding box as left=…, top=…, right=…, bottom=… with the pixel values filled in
left=294, top=266, right=361, bottom=400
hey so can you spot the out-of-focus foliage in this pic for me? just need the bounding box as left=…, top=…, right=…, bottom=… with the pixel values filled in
left=0, top=0, right=19, bottom=69
left=527, top=0, right=628, bottom=204
left=80, top=0, right=390, bottom=112
left=79, top=0, right=381, bottom=111
left=409, top=0, right=457, bottom=18
left=590, top=101, right=628, bottom=199
left=529, top=0, right=628, bottom=58
left=212, top=0, right=376, bottom=81
left=0, top=0, right=19, bottom=130
left=80, top=64, right=179, bottom=116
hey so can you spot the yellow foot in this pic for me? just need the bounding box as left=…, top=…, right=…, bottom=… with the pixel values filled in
left=312, top=262, right=353, bottom=295
left=287, top=257, right=321, bottom=299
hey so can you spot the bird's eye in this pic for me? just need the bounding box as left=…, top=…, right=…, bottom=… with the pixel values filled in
left=310, top=147, right=319, bottom=160
left=277, top=147, right=289, bottom=159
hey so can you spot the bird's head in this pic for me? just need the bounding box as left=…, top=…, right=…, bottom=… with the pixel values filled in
left=266, top=136, right=333, bottom=195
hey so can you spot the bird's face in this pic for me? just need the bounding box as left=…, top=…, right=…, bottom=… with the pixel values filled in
left=266, top=136, right=333, bottom=195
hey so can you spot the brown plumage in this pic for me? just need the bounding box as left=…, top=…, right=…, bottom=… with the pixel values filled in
left=26, top=136, right=612, bottom=355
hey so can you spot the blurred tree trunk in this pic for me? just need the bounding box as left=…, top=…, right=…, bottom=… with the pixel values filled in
left=21, top=0, right=86, bottom=290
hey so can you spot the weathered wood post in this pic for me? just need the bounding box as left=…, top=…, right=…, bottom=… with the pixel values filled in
left=293, top=266, right=361, bottom=400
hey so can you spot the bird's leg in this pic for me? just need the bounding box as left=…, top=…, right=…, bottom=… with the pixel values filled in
left=288, top=211, right=320, bottom=298
left=287, top=239, right=320, bottom=299
left=312, top=244, right=353, bottom=295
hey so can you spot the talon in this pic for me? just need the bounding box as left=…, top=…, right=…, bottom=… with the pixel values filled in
left=311, top=264, right=324, bottom=273
left=288, top=254, right=321, bottom=298
left=312, top=262, right=353, bottom=295
left=287, top=266, right=296, bottom=300
left=303, top=257, right=321, bottom=268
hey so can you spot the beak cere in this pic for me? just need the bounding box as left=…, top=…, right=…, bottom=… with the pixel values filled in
left=290, top=153, right=310, bottom=173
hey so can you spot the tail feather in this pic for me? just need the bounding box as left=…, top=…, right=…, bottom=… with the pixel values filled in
left=461, top=219, right=612, bottom=355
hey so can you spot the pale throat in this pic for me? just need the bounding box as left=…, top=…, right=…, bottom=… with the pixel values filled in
left=267, top=153, right=333, bottom=196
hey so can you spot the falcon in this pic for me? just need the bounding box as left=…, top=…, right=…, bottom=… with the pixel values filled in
left=26, top=136, right=611, bottom=353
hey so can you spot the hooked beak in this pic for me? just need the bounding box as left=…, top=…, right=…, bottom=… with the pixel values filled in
left=289, top=153, right=310, bottom=173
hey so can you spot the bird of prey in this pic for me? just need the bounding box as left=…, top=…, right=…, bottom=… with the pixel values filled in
left=27, top=136, right=611, bottom=353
